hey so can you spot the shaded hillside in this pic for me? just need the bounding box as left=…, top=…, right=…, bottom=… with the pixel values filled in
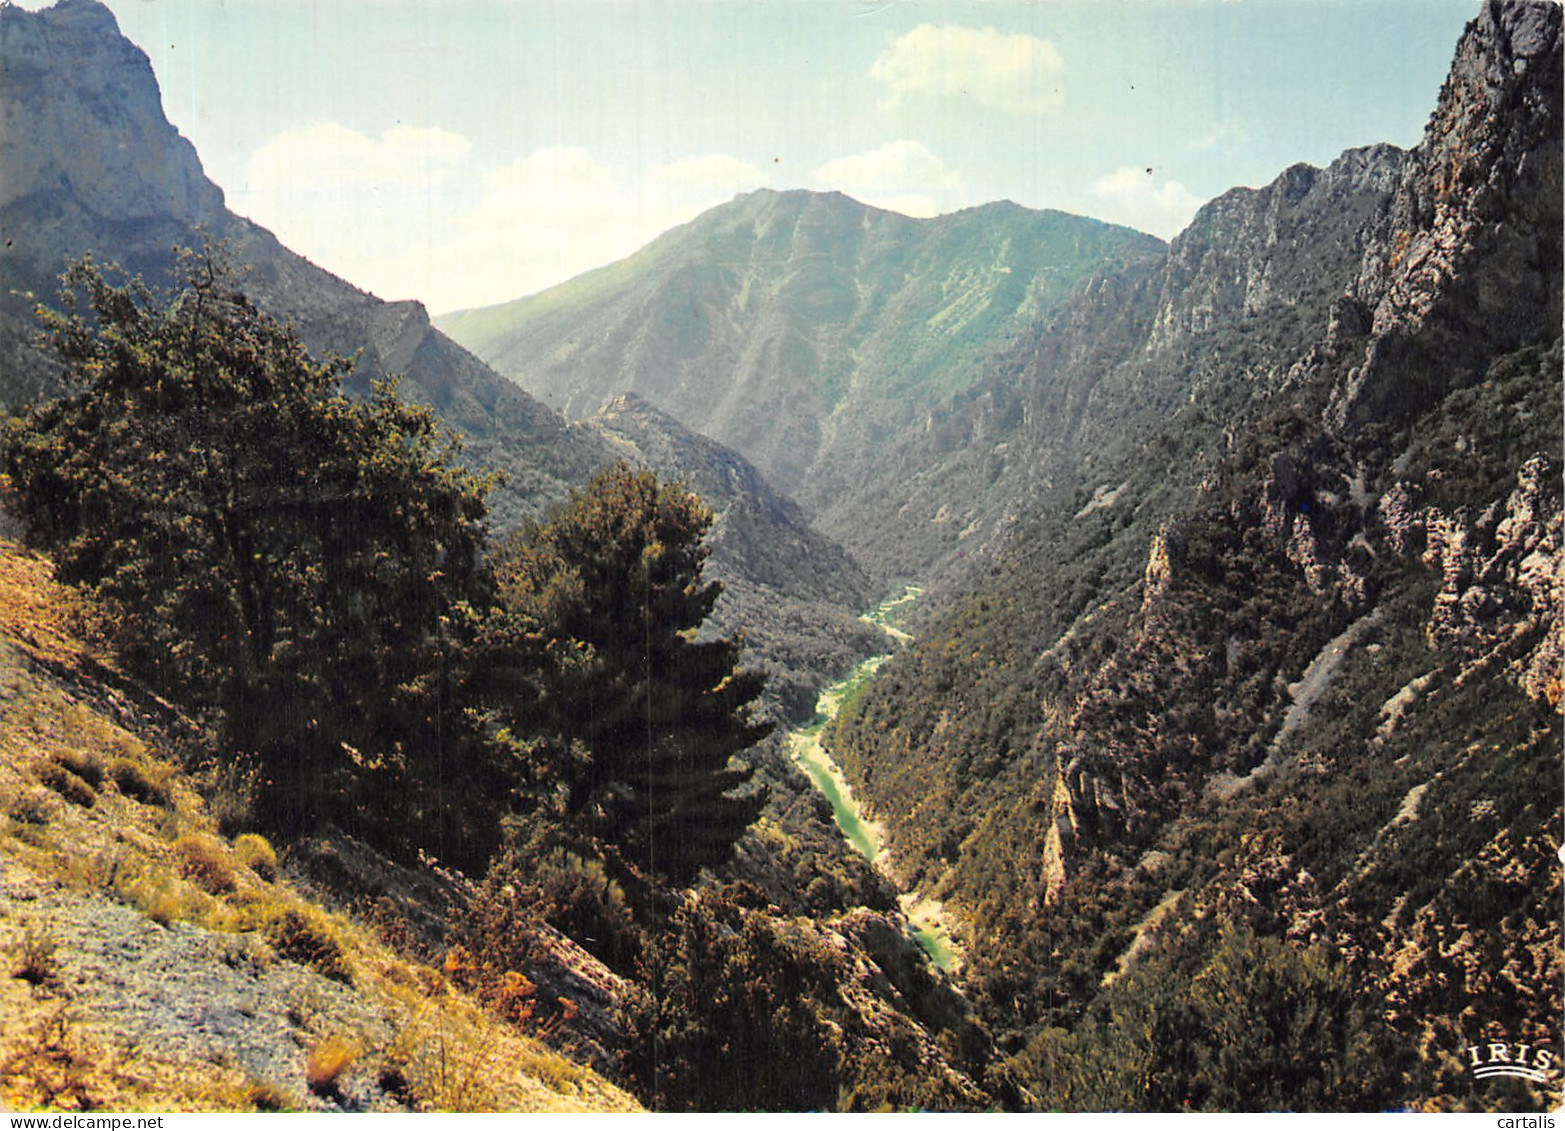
left=587, top=393, right=881, bottom=718
left=830, top=0, right=1561, bottom=1111
left=0, top=0, right=603, bottom=527
left=439, top=189, right=1163, bottom=572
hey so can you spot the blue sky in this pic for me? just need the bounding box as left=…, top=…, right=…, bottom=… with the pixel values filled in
left=43, top=0, right=1476, bottom=313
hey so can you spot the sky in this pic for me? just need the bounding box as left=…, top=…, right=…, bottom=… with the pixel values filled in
left=31, top=0, right=1478, bottom=314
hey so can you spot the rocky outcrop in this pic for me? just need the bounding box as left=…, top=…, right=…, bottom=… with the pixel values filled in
left=1330, top=0, right=1563, bottom=428
left=1421, top=454, right=1562, bottom=703
left=828, top=7, right=1559, bottom=1110
left=1148, top=145, right=1408, bottom=356
left=0, top=0, right=222, bottom=223
left=0, top=0, right=609, bottom=525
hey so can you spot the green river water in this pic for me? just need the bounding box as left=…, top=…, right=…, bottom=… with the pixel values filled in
left=785, top=588, right=959, bottom=971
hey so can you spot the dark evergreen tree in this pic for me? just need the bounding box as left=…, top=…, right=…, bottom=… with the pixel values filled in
left=1, top=252, right=507, bottom=864
left=494, top=463, right=769, bottom=884
left=626, top=886, right=844, bottom=1111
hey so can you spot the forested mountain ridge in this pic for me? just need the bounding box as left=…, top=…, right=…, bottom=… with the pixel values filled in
left=439, top=189, right=1164, bottom=578
left=830, top=0, right=1562, bottom=1110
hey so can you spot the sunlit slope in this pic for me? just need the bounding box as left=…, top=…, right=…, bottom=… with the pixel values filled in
left=439, top=191, right=1163, bottom=509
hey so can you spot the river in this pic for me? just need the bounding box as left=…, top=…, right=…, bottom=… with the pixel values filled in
left=785, top=587, right=963, bottom=972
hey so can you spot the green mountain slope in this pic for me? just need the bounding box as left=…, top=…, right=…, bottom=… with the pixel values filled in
left=438, top=191, right=1163, bottom=569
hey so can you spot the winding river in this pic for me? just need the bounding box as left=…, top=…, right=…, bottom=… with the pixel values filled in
left=786, top=587, right=963, bottom=972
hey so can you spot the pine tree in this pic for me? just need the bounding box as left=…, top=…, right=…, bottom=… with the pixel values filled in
left=495, top=463, right=769, bottom=884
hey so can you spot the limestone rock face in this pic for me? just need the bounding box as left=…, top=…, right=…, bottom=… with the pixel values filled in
left=1421, top=453, right=1563, bottom=703
left=0, top=0, right=223, bottom=222
left=1148, top=145, right=1409, bottom=357
left=1330, top=0, right=1564, bottom=427
left=825, top=11, right=1560, bottom=1106
left=0, top=0, right=607, bottom=525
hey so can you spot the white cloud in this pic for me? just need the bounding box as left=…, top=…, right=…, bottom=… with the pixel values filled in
left=870, top=25, right=1064, bottom=115
left=233, top=124, right=774, bottom=312
left=1089, top=166, right=1206, bottom=240
left=233, top=122, right=478, bottom=303
left=429, top=148, right=772, bottom=309
left=810, top=140, right=963, bottom=218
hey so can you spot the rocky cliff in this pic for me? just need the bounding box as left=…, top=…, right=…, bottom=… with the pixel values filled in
left=0, top=0, right=604, bottom=526
left=829, top=1, right=1561, bottom=1111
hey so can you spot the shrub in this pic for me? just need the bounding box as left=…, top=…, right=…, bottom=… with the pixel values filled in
left=234, top=833, right=279, bottom=881
left=109, top=757, right=171, bottom=807
left=305, top=1036, right=360, bottom=1098
left=12, top=928, right=58, bottom=986
left=443, top=946, right=539, bottom=1029
left=173, top=833, right=237, bottom=894
left=116, top=867, right=209, bottom=928
left=264, top=907, right=352, bottom=983
left=530, top=848, right=641, bottom=972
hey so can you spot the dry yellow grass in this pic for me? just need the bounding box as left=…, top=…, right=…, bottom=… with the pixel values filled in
left=305, top=1036, right=360, bottom=1096
left=233, top=833, right=278, bottom=881
left=0, top=538, right=641, bottom=1113
left=0, top=539, right=105, bottom=670
left=173, top=832, right=238, bottom=894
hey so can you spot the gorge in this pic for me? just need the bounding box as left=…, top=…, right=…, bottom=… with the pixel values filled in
left=0, top=0, right=1559, bottom=1114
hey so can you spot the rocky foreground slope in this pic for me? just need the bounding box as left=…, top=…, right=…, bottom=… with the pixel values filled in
left=0, top=538, right=641, bottom=1112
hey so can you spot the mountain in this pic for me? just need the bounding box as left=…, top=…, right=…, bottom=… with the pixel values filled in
left=829, top=0, right=1561, bottom=1110
left=0, top=0, right=604, bottom=527
left=0, top=0, right=879, bottom=722
left=3, top=0, right=1560, bottom=1113
left=439, top=190, right=1164, bottom=576
left=0, top=3, right=989, bottom=1111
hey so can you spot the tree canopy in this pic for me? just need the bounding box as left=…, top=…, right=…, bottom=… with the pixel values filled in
left=1, top=255, right=770, bottom=884
left=1, top=252, right=507, bottom=862
left=493, top=463, right=769, bottom=885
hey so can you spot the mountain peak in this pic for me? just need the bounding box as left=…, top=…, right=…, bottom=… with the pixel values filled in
left=9, top=0, right=121, bottom=33
left=0, top=0, right=223, bottom=222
